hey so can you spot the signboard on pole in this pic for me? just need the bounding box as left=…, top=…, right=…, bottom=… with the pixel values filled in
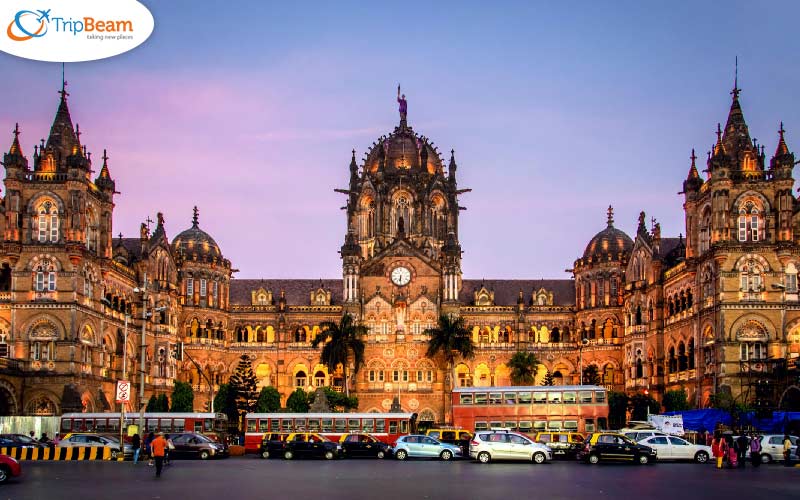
left=115, top=380, right=131, bottom=403
left=647, top=414, right=685, bottom=436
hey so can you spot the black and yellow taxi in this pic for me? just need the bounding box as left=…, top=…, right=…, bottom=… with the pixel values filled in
left=283, top=433, right=342, bottom=460
left=259, top=432, right=289, bottom=459
left=338, top=433, right=391, bottom=459
left=577, top=432, right=657, bottom=465
left=425, top=428, right=473, bottom=457
left=534, top=432, right=585, bottom=459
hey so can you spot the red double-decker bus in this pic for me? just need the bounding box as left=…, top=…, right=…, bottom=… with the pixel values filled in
left=243, top=412, right=416, bottom=453
left=452, top=385, right=609, bottom=435
left=60, top=412, right=229, bottom=441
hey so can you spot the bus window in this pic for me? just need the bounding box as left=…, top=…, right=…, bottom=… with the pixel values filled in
left=489, top=421, right=502, bottom=430
left=400, top=421, right=408, bottom=433
left=150, top=420, right=161, bottom=432
left=282, top=419, right=293, bottom=432
left=474, top=393, right=487, bottom=405
left=108, top=420, right=120, bottom=432
left=489, top=393, right=502, bottom=405
left=362, top=419, right=374, bottom=432
left=547, top=392, right=561, bottom=404
left=84, top=419, right=95, bottom=431
left=61, top=419, right=72, bottom=432
left=548, top=421, right=562, bottom=431
left=173, top=419, right=185, bottom=431
left=533, top=420, right=547, bottom=432
left=533, top=392, right=547, bottom=404
left=518, top=392, right=532, bottom=405
left=504, top=393, right=517, bottom=405
left=564, top=420, right=578, bottom=430
left=595, top=392, right=606, bottom=403
left=308, top=419, right=320, bottom=432
left=375, top=420, right=386, bottom=433
left=348, top=419, right=360, bottom=431
left=295, top=419, right=307, bottom=431
left=322, top=419, right=333, bottom=432
left=504, top=421, right=517, bottom=430
left=259, top=419, right=269, bottom=432
left=579, top=391, right=593, bottom=403
left=389, top=421, right=398, bottom=434
left=270, top=419, right=280, bottom=432
left=459, top=393, right=473, bottom=405
left=95, top=419, right=108, bottom=432
left=518, top=421, right=532, bottom=432
left=335, top=419, right=346, bottom=433
left=247, top=420, right=257, bottom=432
left=204, top=419, right=213, bottom=432
left=474, top=422, right=488, bottom=431
left=585, top=419, right=595, bottom=432
left=563, top=392, right=577, bottom=404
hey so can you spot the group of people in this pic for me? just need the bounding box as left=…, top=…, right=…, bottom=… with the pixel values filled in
left=131, top=431, right=173, bottom=478
left=28, top=431, right=59, bottom=445
left=711, top=433, right=797, bottom=468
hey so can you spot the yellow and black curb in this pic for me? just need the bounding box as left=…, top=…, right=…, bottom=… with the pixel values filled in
left=0, top=446, right=118, bottom=461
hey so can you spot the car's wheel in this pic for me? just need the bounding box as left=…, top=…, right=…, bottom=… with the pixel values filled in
left=533, top=452, right=546, bottom=464
left=199, top=450, right=210, bottom=460
left=324, top=450, right=335, bottom=460
left=261, top=450, right=270, bottom=459
left=0, top=466, right=9, bottom=484
left=478, top=451, right=491, bottom=464
left=694, top=451, right=709, bottom=464
left=588, top=454, right=600, bottom=464
left=395, top=449, right=407, bottom=461
left=637, top=454, right=650, bottom=465
left=440, top=450, right=453, bottom=461
left=761, top=454, right=772, bottom=464
left=283, top=450, right=294, bottom=460
left=377, top=450, right=385, bottom=459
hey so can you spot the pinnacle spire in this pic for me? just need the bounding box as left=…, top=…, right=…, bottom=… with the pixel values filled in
left=776, top=122, right=789, bottom=156
left=9, top=123, right=22, bottom=156
left=721, top=61, right=752, bottom=157
left=46, top=83, right=79, bottom=166
left=688, top=148, right=699, bottom=179
left=606, top=205, right=614, bottom=227
left=98, top=149, right=111, bottom=178
left=192, top=206, right=199, bottom=228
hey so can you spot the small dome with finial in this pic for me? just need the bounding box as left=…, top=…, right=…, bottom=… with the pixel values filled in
left=581, top=205, right=634, bottom=263
left=171, top=206, right=223, bottom=262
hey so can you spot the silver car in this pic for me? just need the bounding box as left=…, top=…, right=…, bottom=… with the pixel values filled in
left=470, top=430, right=552, bottom=464
left=58, top=433, right=133, bottom=459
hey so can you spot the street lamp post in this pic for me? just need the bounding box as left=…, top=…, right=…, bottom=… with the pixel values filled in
left=133, top=273, right=166, bottom=432
left=102, top=295, right=130, bottom=448
left=578, top=338, right=589, bottom=386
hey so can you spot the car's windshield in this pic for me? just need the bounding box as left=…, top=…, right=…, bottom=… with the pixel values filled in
left=193, top=434, right=212, bottom=443
left=16, top=435, right=37, bottom=444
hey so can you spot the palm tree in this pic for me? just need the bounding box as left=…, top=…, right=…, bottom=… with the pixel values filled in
left=582, top=364, right=601, bottom=385
left=425, top=314, right=476, bottom=420
left=313, top=313, right=367, bottom=397
left=508, top=351, right=541, bottom=385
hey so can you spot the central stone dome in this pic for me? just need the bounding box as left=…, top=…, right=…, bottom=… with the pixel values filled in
left=364, top=123, right=443, bottom=175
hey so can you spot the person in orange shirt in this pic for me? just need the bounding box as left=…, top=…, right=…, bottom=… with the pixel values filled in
left=151, top=432, right=168, bottom=478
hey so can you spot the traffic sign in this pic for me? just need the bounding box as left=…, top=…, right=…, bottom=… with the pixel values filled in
left=116, top=380, right=131, bottom=403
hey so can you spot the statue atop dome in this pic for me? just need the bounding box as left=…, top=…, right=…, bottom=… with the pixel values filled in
left=397, top=84, right=407, bottom=124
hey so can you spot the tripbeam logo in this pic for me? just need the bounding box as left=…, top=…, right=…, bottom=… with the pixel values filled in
left=0, top=1, right=153, bottom=62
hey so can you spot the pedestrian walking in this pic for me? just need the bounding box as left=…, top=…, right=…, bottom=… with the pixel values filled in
left=727, top=438, right=738, bottom=468
left=145, top=431, right=155, bottom=466
left=736, top=434, right=749, bottom=468
left=151, top=432, right=167, bottom=478
left=712, top=435, right=724, bottom=469
left=783, top=435, right=793, bottom=467
left=749, top=434, right=761, bottom=468
left=131, top=433, right=141, bottom=465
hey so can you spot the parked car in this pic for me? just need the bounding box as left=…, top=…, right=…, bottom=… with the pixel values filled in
left=738, top=434, right=799, bottom=464
left=425, top=428, right=473, bottom=457
left=471, top=430, right=552, bottom=464
left=0, top=434, right=46, bottom=450
left=339, top=433, right=391, bottom=459
left=259, top=432, right=289, bottom=459
left=283, top=433, right=341, bottom=460
left=57, top=433, right=132, bottom=460
left=165, top=433, right=229, bottom=460
left=0, top=455, right=21, bottom=484
left=637, top=435, right=711, bottom=463
left=392, top=435, right=461, bottom=461
left=578, top=432, right=657, bottom=465
left=622, top=430, right=668, bottom=443
left=534, top=432, right=584, bottom=459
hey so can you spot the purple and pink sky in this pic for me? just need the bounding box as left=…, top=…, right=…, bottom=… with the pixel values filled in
left=1, top=1, right=799, bottom=279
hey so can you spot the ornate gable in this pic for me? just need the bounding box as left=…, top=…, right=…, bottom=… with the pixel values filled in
left=251, top=288, right=272, bottom=306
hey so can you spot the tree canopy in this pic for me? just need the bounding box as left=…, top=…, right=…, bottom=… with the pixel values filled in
left=313, top=313, right=367, bottom=396
left=508, top=351, right=540, bottom=385
left=170, top=381, right=194, bottom=412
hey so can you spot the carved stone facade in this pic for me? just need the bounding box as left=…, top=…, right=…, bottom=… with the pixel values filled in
left=0, top=84, right=798, bottom=422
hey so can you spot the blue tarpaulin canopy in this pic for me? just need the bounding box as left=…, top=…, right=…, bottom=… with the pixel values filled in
left=664, top=409, right=800, bottom=433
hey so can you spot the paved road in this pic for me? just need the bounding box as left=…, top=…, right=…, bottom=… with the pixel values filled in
left=4, top=457, right=800, bottom=500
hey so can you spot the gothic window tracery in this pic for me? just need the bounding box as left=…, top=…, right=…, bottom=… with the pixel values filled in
left=35, top=200, right=59, bottom=243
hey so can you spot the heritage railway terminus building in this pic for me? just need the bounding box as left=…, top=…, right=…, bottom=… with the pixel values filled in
left=0, top=82, right=799, bottom=424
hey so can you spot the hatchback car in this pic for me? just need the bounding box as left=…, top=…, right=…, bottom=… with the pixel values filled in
left=0, top=455, right=21, bottom=484
left=637, top=435, right=711, bottom=463
left=534, top=432, right=584, bottom=459
left=392, top=435, right=461, bottom=461
left=471, top=430, right=552, bottom=464
left=259, top=432, right=289, bottom=459
left=578, top=432, right=657, bottom=464
left=339, top=433, right=391, bottom=459
left=165, top=432, right=228, bottom=460
left=58, top=433, right=132, bottom=460
left=283, top=433, right=341, bottom=460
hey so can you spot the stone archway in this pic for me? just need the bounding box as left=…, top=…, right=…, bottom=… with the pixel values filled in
left=779, top=385, right=800, bottom=411
left=0, top=380, right=18, bottom=415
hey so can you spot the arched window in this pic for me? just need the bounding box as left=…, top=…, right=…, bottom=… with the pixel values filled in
left=740, top=342, right=766, bottom=361
left=314, top=370, right=326, bottom=387
left=295, top=370, right=307, bottom=387
left=688, top=338, right=695, bottom=370
left=86, top=207, right=99, bottom=252
left=786, top=263, right=798, bottom=293
left=295, top=328, right=307, bottom=343
left=597, top=279, right=605, bottom=306
left=699, top=208, right=711, bottom=253
left=394, top=196, right=411, bottom=235
left=36, top=201, right=59, bottom=243
left=678, top=342, right=687, bottom=371
left=635, top=305, right=642, bottom=326
left=602, top=365, right=614, bottom=384
left=551, top=328, right=560, bottom=343
left=635, top=358, right=643, bottom=379
left=34, top=259, right=57, bottom=292
left=552, top=371, right=564, bottom=385
left=739, top=261, right=763, bottom=292
left=738, top=203, right=762, bottom=242
left=668, top=346, right=677, bottom=373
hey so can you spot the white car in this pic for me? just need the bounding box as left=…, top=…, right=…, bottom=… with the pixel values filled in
left=637, top=435, right=712, bottom=463
left=469, top=430, right=552, bottom=464
left=744, top=435, right=798, bottom=464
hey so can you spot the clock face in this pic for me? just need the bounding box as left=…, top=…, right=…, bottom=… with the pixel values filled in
left=391, top=266, right=412, bottom=286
